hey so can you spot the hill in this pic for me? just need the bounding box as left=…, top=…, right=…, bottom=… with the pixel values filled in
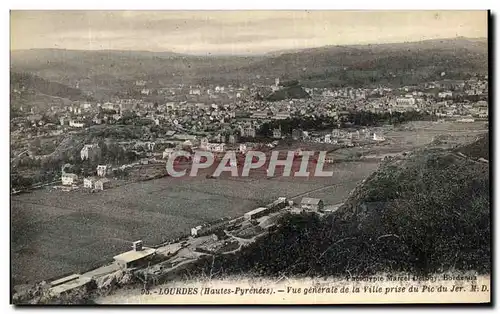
left=243, top=38, right=488, bottom=88
left=10, top=49, right=263, bottom=96
left=10, top=37, right=488, bottom=94
left=188, top=135, right=490, bottom=278
left=10, top=72, right=87, bottom=100
left=10, top=72, right=91, bottom=110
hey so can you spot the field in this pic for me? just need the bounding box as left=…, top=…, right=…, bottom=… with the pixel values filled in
left=11, top=160, right=379, bottom=285
left=10, top=121, right=488, bottom=285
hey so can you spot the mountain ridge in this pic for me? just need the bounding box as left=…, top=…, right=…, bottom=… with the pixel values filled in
left=10, top=37, right=488, bottom=95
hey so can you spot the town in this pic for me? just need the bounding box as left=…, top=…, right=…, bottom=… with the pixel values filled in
left=10, top=75, right=488, bottom=192
left=11, top=72, right=489, bottom=299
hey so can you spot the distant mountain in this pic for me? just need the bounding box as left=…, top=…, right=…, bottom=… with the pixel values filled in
left=10, top=49, right=263, bottom=96
left=10, top=37, right=488, bottom=93
left=240, top=37, right=488, bottom=88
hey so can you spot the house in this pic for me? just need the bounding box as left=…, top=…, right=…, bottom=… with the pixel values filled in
left=300, top=197, right=324, bottom=211
left=96, top=165, right=111, bottom=177
left=273, top=128, right=282, bottom=139
left=69, top=120, right=85, bottom=128
left=292, top=129, right=303, bottom=140
left=324, top=134, right=332, bottom=143
left=163, top=148, right=175, bottom=159
left=242, top=126, right=256, bottom=138
left=143, top=141, right=156, bottom=151
left=83, top=177, right=96, bottom=188
left=228, top=134, right=239, bottom=144
left=62, top=173, right=78, bottom=186
left=213, top=133, right=225, bottom=143
left=94, top=178, right=111, bottom=190
left=81, top=144, right=101, bottom=161
left=113, top=240, right=156, bottom=269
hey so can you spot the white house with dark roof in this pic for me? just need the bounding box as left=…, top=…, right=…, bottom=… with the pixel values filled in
left=300, top=197, right=324, bottom=212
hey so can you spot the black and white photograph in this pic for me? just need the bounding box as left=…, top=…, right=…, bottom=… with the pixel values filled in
left=9, top=10, right=491, bottom=305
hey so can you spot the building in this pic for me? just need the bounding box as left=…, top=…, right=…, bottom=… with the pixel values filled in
left=438, top=91, right=453, bottom=98
left=242, top=127, right=256, bottom=138
left=292, top=129, right=303, bottom=140
left=244, top=207, right=270, bottom=220
left=265, top=197, right=288, bottom=211
left=395, top=97, right=416, bottom=106
left=239, top=144, right=248, bottom=154
left=205, top=143, right=226, bottom=153
left=228, top=134, right=239, bottom=144
left=113, top=240, right=156, bottom=269
left=96, top=165, right=111, bottom=177
left=50, top=274, right=80, bottom=287
left=62, top=173, right=78, bottom=186
left=324, top=134, right=332, bottom=143
left=163, top=148, right=175, bottom=159
left=457, top=118, right=475, bottom=123
left=94, top=178, right=111, bottom=190
left=251, top=111, right=271, bottom=119
left=273, top=128, right=282, bottom=139
left=273, top=112, right=291, bottom=120
left=213, top=133, right=225, bottom=143
left=83, top=177, right=96, bottom=188
left=80, top=144, right=101, bottom=161
left=69, top=120, right=85, bottom=128
left=300, top=197, right=324, bottom=211
left=48, top=275, right=93, bottom=296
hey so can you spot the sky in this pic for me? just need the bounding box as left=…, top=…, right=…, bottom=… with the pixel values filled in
left=10, top=11, right=488, bottom=55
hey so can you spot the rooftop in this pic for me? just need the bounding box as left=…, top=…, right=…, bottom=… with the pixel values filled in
left=300, top=197, right=323, bottom=205
left=48, top=276, right=92, bottom=296
left=245, top=207, right=268, bottom=216
left=113, top=247, right=156, bottom=264
left=50, top=274, right=80, bottom=287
